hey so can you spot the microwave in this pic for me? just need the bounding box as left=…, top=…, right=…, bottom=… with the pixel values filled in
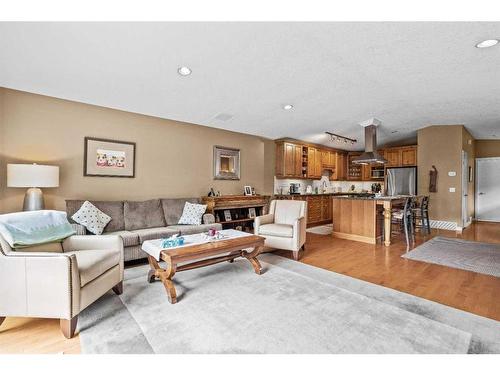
left=371, top=168, right=385, bottom=179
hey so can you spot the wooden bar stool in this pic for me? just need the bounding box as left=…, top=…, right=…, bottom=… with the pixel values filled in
left=413, top=196, right=431, bottom=235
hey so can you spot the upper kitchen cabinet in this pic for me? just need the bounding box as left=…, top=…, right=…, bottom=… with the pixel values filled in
left=307, top=147, right=322, bottom=178
left=275, top=141, right=304, bottom=178
left=382, top=145, right=417, bottom=167
left=401, top=146, right=417, bottom=166
left=321, top=150, right=336, bottom=168
left=332, top=152, right=347, bottom=180
left=384, top=148, right=401, bottom=167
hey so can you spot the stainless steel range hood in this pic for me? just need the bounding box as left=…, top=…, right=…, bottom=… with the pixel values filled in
left=352, top=118, right=387, bottom=165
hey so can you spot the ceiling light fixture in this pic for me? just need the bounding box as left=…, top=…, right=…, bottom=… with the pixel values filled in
left=475, top=39, right=499, bottom=48
left=325, top=132, right=357, bottom=145
left=283, top=104, right=294, bottom=110
left=177, top=66, right=192, bottom=76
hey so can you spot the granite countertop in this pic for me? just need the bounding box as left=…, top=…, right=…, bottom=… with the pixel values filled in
left=331, top=195, right=414, bottom=201
left=274, top=192, right=374, bottom=197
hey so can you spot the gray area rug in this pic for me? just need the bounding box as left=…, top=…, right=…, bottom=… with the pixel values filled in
left=79, top=254, right=500, bottom=354
left=403, top=236, right=500, bottom=277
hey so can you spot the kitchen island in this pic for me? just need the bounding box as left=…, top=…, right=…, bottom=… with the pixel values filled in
left=274, top=192, right=375, bottom=227
left=331, top=195, right=411, bottom=246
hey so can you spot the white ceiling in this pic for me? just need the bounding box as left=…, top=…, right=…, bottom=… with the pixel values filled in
left=1, top=22, right=499, bottom=151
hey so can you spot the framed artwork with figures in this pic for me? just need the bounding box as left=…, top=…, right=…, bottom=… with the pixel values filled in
left=84, top=137, right=136, bottom=177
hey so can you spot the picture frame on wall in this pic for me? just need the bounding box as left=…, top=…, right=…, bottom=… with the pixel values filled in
left=84, top=137, right=136, bottom=177
left=213, top=146, right=240, bottom=180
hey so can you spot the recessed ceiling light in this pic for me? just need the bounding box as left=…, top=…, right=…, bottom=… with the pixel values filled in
left=475, top=39, right=499, bottom=48
left=177, top=66, right=192, bottom=76
left=283, top=104, right=294, bottom=110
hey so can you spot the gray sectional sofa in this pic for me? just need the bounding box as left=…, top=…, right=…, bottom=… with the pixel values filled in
left=66, top=198, right=222, bottom=261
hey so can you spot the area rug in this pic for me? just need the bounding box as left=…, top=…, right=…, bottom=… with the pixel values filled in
left=79, top=254, right=500, bottom=354
left=402, top=236, right=500, bottom=277
left=306, top=224, right=333, bottom=235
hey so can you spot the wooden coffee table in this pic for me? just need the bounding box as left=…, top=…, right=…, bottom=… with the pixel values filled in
left=144, top=232, right=265, bottom=304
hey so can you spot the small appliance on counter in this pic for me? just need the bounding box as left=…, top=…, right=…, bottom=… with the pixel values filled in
left=289, top=183, right=301, bottom=195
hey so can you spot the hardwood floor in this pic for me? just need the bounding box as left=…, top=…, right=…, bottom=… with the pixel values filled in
left=282, top=221, right=500, bottom=321
left=1, top=221, right=499, bottom=354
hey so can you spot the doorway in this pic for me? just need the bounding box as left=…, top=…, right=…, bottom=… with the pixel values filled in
left=476, top=157, right=500, bottom=222
left=461, top=151, right=469, bottom=228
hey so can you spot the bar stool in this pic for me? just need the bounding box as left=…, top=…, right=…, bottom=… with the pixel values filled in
left=413, top=196, right=431, bottom=235
left=383, top=197, right=415, bottom=251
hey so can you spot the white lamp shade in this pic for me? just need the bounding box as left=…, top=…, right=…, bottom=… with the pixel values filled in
left=7, top=164, right=59, bottom=188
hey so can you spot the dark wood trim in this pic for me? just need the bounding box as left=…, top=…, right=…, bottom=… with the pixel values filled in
left=112, top=281, right=123, bottom=295
left=60, top=316, right=78, bottom=339
left=0, top=316, right=5, bottom=327
left=83, top=136, right=136, bottom=178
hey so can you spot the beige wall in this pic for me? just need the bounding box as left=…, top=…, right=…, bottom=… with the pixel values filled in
left=475, top=140, right=500, bottom=158
left=0, top=88, right=275, bottom=213
left=417, top=125, right=474, bottom=226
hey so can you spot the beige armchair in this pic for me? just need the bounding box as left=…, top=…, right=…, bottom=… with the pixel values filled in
left=0, top=234, right=123, bottom=339
left=254, top=200, right=307, bottom=260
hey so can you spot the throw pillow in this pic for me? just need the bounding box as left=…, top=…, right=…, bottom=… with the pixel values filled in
left=72, top=200, right=112, bottom=235
left=178, top=202, right=207, bottom=225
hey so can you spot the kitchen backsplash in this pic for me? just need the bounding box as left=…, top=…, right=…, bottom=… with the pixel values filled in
left=274, top=176, right=384, bottom=195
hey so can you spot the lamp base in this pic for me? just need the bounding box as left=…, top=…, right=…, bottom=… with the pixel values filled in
left=23, top=188, right=45, bottom=211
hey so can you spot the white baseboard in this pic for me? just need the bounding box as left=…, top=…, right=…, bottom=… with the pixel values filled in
left=429, top=220, right=458, bottom=231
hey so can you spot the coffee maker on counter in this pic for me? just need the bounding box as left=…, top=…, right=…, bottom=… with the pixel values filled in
left=289, top=183, right=301, bottom=195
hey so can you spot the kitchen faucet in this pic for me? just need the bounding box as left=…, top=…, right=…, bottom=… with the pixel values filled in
left=322, top=180, right=328, bottom=193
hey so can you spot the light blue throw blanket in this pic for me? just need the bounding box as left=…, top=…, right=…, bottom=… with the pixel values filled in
left=0, top=210, right=75, bottom=248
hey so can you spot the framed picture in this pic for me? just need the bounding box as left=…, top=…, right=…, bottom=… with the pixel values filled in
left=84, top=137, right=136, bottom=177
left=223, top=210, right=232, bottom=222
left=244, top=186, right=253, bottom=196
left=214, top=146, right=240, bottom=180
left=248, top=207, right=256, bottom=218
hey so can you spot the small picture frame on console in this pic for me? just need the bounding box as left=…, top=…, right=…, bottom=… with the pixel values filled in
left=244, top=186, right=253, bottom=196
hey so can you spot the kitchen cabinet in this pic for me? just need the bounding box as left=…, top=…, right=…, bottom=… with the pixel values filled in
left=321, top=150, right=336, bottom=168
left=362, top=164, right=372, bottom=181
left=347, top=153, right=362, bottom=180
left=333, top=152, right=347, bottom=180
left=307, top=147, right=322, bottom=178
left=384, top=148, right=401, bottom=167
left=307, top=196, right=322, bottom=224
left=321, top=195, right=332, bottom=222
left=401, top=146, right=417, bottom=166
left=275, top=142, right=304, bottom=178
left=381, top=145, right=417, bottom=167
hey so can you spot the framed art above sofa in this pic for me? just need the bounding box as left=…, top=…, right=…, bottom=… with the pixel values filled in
left=84, top=137, right=136, bottom=177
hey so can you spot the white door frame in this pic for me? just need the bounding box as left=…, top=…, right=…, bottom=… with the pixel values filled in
left=475, top=157, right=500, bottom=222
left=461, top=150, right=470, bottom=228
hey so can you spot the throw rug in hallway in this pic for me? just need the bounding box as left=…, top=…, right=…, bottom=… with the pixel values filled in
left=403, top=236, right=500, bottom=277
left=79, top=254, right=500, bottom=354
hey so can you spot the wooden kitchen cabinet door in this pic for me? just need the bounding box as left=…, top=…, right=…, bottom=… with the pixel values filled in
left=307, top=196, right=322, bottom=224
left=308, top=147, right=322, bottom=178
left=321, top=195, right=332, bottom=221
left=384, top=149, right=401, bottom=167
left=401, top=147, right=417, bottom=166
left=362, top=164, right=372, bottom=181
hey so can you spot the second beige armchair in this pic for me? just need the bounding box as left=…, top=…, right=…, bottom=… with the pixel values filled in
left=254, top=199, right=307, bottom=260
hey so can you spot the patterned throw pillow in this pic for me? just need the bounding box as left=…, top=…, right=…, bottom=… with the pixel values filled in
left=71, top=201, right=112, bottom=235
left=178, top=202, right=207, bottom=225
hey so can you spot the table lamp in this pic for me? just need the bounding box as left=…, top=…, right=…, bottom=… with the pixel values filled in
left=7, top=163, right=59, bottom=211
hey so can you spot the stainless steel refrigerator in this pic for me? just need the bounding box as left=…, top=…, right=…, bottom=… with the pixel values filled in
left=386, top=167, right=417, bottom=196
